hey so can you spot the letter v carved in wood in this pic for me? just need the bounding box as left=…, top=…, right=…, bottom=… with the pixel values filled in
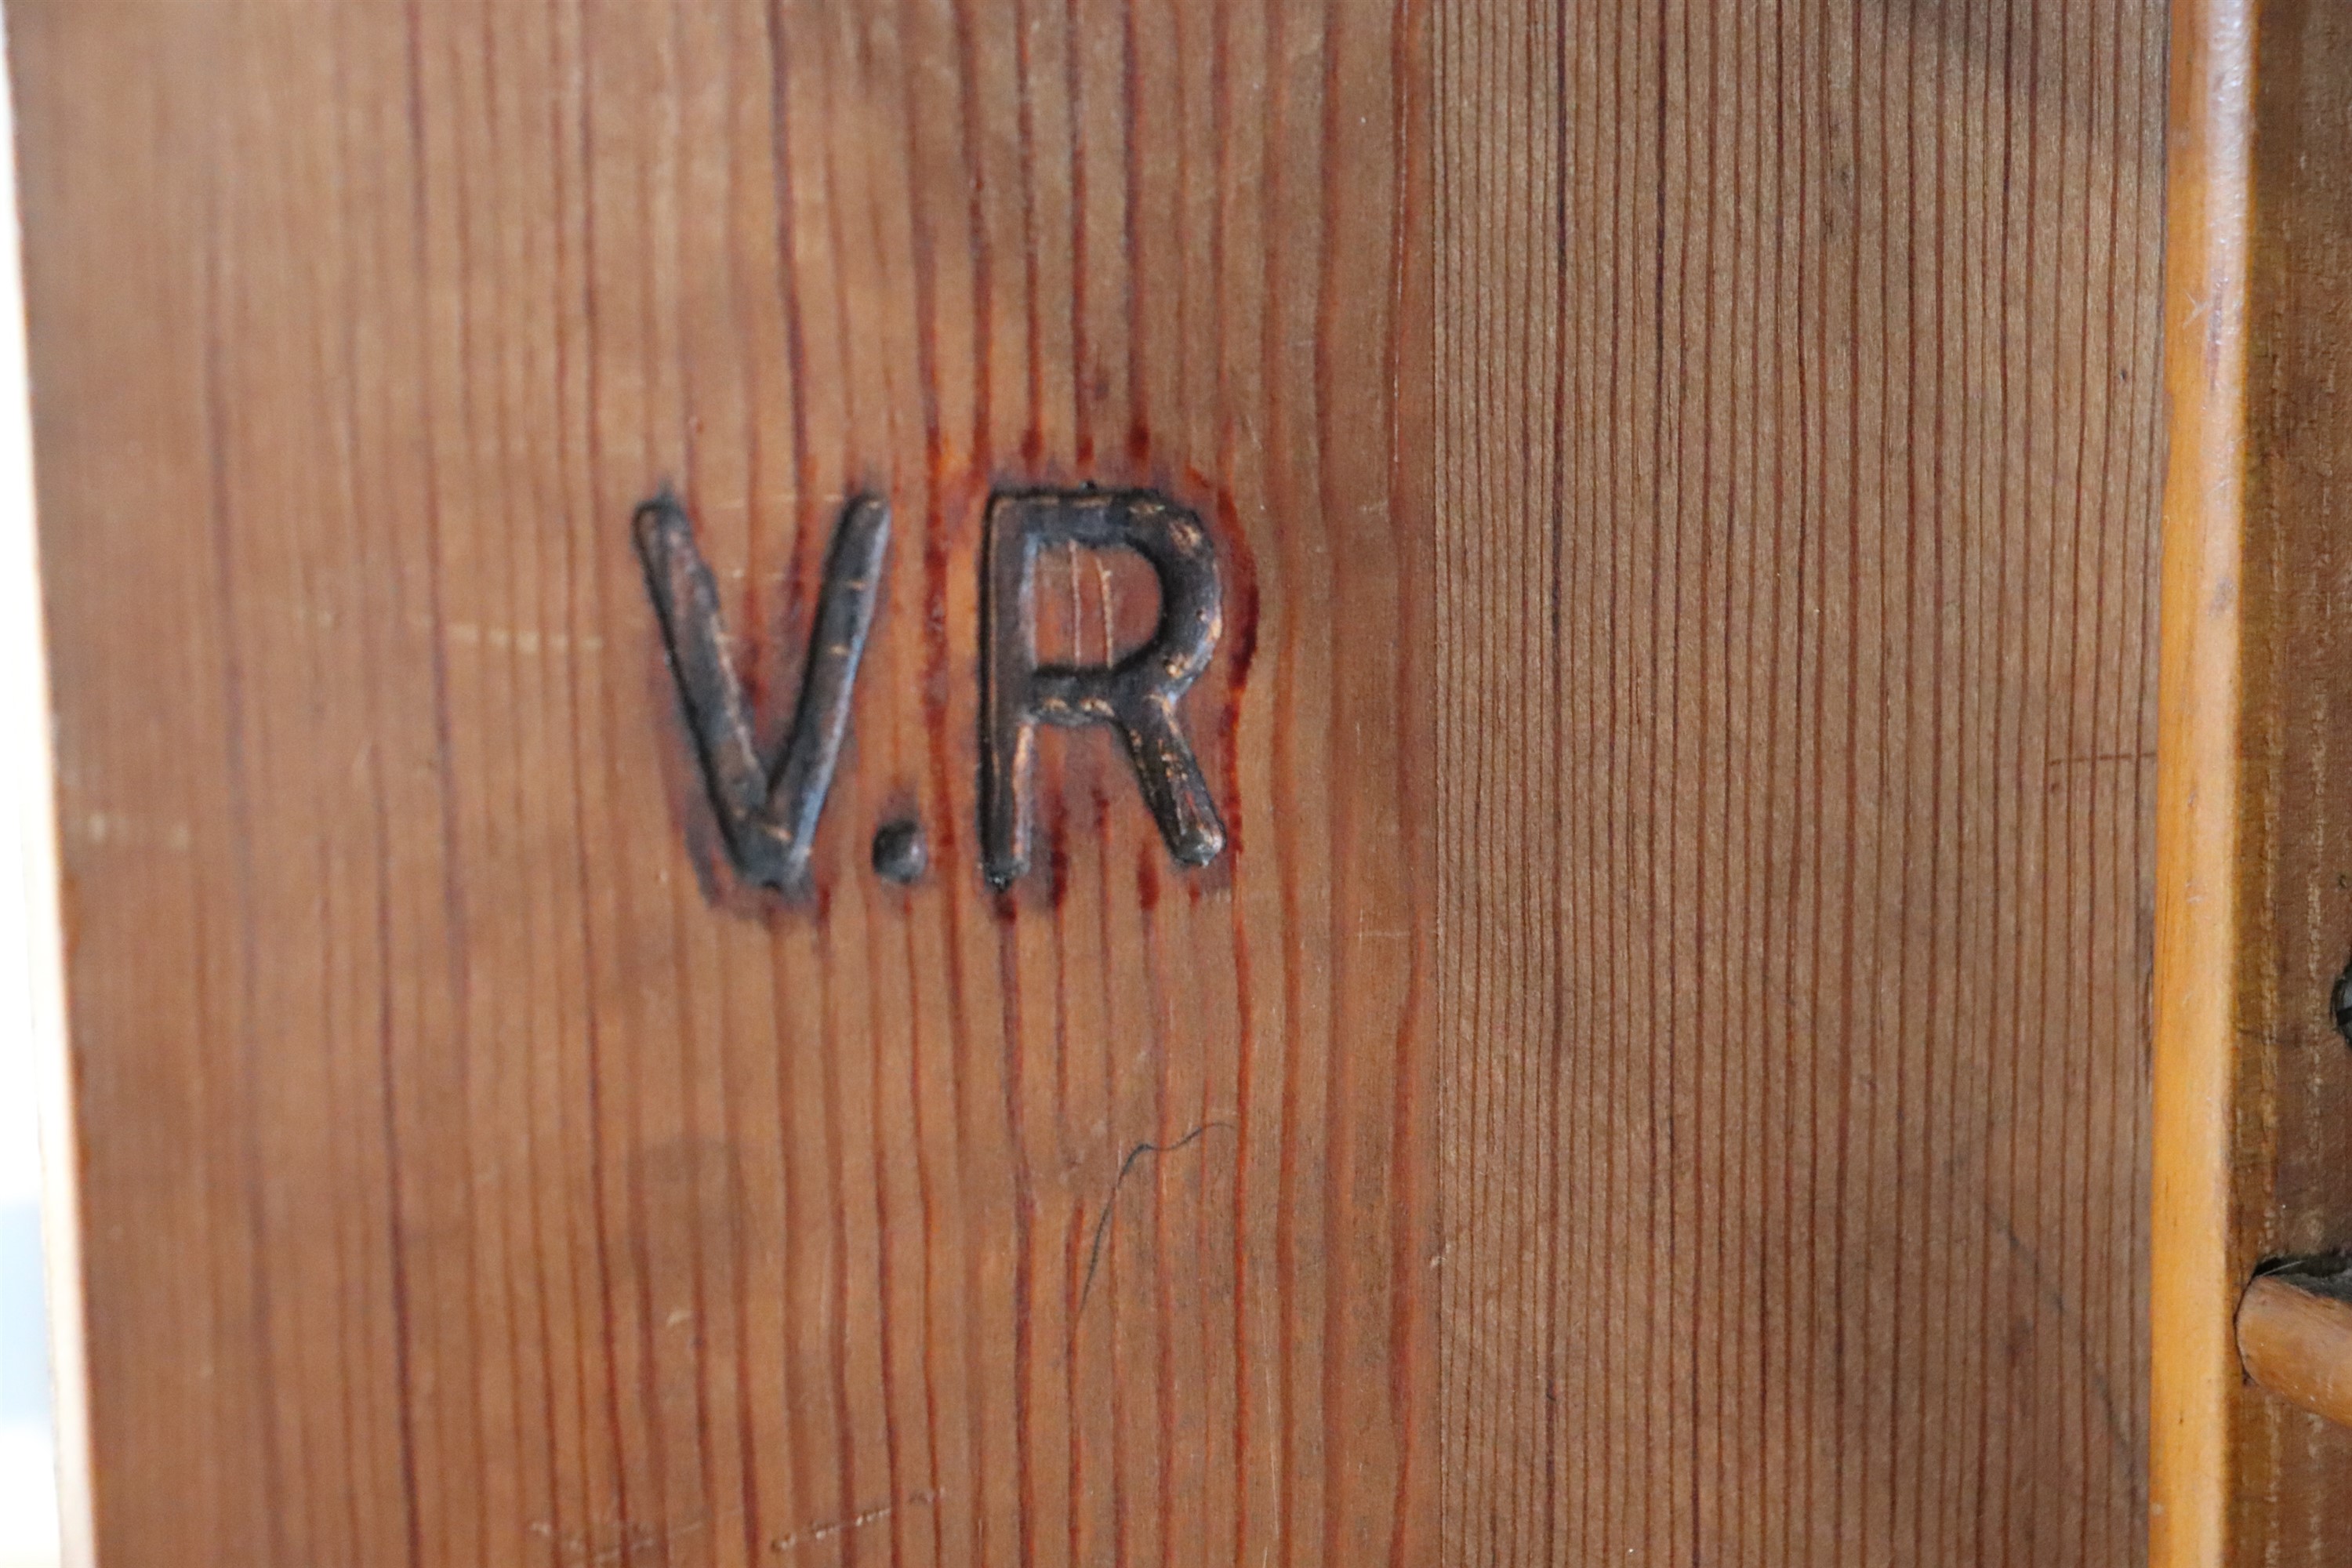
left=633, top=493, right=890, bottom=895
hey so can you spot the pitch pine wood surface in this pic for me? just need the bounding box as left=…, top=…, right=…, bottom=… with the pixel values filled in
left=1435, top=1, right=2165, bottom=1563
left=2155, top=2, right=2352, bottom=1563
left=2226, top=2, right=2352, bottom=1551
left=12, top=2, right=1432, bottom=1565
left=13, top=1, right=2174, bottom=1565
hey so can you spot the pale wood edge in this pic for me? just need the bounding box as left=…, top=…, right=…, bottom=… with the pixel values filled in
left=2154, top=1, right=2258, bottom=1565
left=2237, top=1272, right=2352, bottom=1432
left=0, top=10, right=90, bottom=1564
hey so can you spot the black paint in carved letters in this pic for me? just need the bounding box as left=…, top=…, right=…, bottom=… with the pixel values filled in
left=634, top=492, right=890, bottom=895
left=979, top=488, right=1226, bottom=888
left=635, top=485, right=1226, bottom=897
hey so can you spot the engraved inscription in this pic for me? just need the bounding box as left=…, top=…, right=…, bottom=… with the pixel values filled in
left=980, top=488, right=1225, bottom=887
left=633, top=493, right=890, bottom=894
left=635, top=484, right=1228, bottom=898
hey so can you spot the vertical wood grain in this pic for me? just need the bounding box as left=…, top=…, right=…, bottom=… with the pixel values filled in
left=9, top=2, right=1434, bottom=1563
left=2227, top=0, right=2352, bottom=1543
left=1434, top=2, right=2167, bottom=1563
left=2155, top=2, right=2352, bottom=1563
left=16, top=1, right=2196, bottom=1563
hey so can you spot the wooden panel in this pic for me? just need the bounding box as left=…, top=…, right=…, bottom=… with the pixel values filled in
left=20, top=2, right=2193, bottom=1563
left=10, top=2, right=1433, bottom=1564
left=2154, top=1, right=2352, bottom=1563
left=1435, top=2, right=2166, bottom=1563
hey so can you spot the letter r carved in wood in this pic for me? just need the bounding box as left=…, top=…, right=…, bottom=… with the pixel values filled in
left=980, top=488, right=1226, bottom=887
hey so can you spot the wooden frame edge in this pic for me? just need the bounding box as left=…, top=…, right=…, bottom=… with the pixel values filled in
left=2154, top=0, right=2257, bottom=1563
left=0, top=10, right=89, bottom=1563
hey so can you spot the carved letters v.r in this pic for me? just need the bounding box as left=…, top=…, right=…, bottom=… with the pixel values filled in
left=634, top=487, right=1226, bottom=898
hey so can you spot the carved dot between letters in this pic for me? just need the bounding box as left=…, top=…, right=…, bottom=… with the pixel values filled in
left=872, top=819, right=928, bottom=885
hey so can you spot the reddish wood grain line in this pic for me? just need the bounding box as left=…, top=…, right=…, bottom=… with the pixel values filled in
left=1435, top=1, right=2165, bottom=1562
left=10, top=1, right=1434, bottom=1563
left=17, top=0, right=2209, bottom=1560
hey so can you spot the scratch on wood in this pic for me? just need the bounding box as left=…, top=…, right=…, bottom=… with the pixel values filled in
left=1076, top=1120, right=1236, bottom=1319
left=76, top=811, right=194, bottom=852
left=2042, top=750, right=2158, bottom=778
left=525, top=1515, right=707, bottom=1565
left=771, top=1489, right=939, bottom=1553
left=1984, top=1201, right=2143, bottom=1508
